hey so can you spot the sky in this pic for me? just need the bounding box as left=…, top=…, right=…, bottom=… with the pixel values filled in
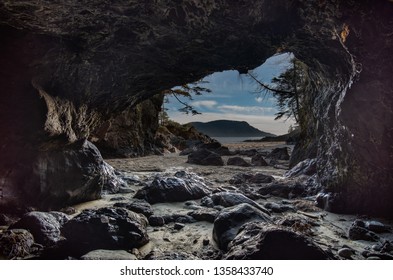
left=166, top=52, right=296, bottom=136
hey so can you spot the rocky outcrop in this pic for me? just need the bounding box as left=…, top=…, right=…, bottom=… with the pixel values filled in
left=0, top=1, right=392, bottom=217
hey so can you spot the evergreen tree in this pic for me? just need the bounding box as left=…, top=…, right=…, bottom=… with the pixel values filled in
left=248, top=57, right=308, bottom=123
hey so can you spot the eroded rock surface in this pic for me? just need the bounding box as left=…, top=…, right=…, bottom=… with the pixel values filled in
left=134, top=171, right=211, bottom=204
left=62, top=207, right=149, bottom=256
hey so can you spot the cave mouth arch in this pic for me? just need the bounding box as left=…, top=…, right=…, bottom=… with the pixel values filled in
left=164, top=52, right=297, bottom=140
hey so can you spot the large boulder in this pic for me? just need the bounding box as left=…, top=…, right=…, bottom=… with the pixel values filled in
left=213, top=203, right=271, bottom=250
left=32, top=140, right=127, bottom=209
left=10, top=211, right=69, bottom=246
left=187, top=149, right=224, bottom=166
left=62, top=207, right=149, bottom=256
left=224, top=222, right=330, bottom=260
left=134, top=171, right=211, bottom=204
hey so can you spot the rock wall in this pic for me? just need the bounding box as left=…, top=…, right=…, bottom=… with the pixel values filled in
left=0, top=0, right=392, bottom=216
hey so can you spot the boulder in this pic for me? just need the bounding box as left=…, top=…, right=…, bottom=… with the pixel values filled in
left=187, top=149, right=224, bottom=166
left=148, top=215, right=165, bottom=227
left=81, top=249, right=137, bottom=260
left=213, top=203, right=271, bottom=250
left=229, top=173, right=274, bottom=185
left=10, top=211, right=69, bottom=246
left=224, top=222, right=330, bottom=260
left=198, top=142, right=231, bottom=156
left=201, top=192, right=270, bottom=215
left=134, top=171, right=211, bottom=204
left=348, top=220, right=379, bottom=241
left=31, top=140, right=127, bottom=209
left=113, top=200, right=153, bottom=217
left=227, top=157, right=251, bottom=167
left=251, top=154, right=269, bottom=166
left=62, top=207, right=149, bottom=256
left=267, top=147, right=290, bottom=160
left=0, top=229, right=35, bottom=259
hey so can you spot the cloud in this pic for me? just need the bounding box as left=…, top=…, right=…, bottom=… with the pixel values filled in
left=255, top=97, right=264, bottom=103
left=217, top=105, right=276, bottom=115
left=190, top=100, right=217, bottom=109
left=168, top=111, right=295, bottom=135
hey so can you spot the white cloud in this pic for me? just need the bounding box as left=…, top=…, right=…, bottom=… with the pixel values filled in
left=255, top=97, right=264, bottom=103
left=217, top=105, right=276, bottom=115
left=190, top=100, right=217, bottom=109
left=168, top=111, right=295, bottom=135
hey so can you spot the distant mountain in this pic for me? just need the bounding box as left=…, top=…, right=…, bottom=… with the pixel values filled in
left=189, top=120, right=276, bottom=138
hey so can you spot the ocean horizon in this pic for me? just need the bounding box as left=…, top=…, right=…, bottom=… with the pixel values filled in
left=211, top=136, right=264, bottom=144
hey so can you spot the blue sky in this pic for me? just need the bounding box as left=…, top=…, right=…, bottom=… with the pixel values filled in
left=166, top=53, right=296, bottom=135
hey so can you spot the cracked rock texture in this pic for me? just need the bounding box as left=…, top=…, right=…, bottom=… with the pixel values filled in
left=0, top=0, right=392, bottom=216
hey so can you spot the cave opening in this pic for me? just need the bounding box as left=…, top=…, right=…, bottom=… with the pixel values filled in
left=164, top=52, right=298, bottom=142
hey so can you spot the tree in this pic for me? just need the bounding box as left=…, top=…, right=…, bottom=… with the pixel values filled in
left=161, top=80, right=211, bottom=115
left=248, top=57, right=308, bottom=123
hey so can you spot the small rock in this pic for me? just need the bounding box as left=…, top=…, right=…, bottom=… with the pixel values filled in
left=113, top=199, right=153, bottom=217
left=162, top=214, right=196, bottom=224
left=148, top=215, right=165, bottom=227
left=367, top=256, right=381, bottom=260
left=59, top=207, right=76, bottom=215
left=251, top=154, right=269, bottom=166
left=188, top=208, right=219, bottom=223
left=81, top=249, right=137, bottom=260
left=338, top=248, right=354, bottom=259
left=366, top=221, right=390, bottom=233
left=187, top=148, right=224, bottom=166
left=110, top=197, right=127, bottom=201
left=267, top=147, right=290, bottom=160
left=174, top=223, right=185, bottom=230
left=227, top=157, right=251, bottom=167
left=145, top=251, right=199, bottom=260
left=203, top=239, right=210, bottom=246
left=0, top=214, right=12, bottom=226
left=229, top=173, right=274, bottom=185
left=348, top=221, right=379, bottom=241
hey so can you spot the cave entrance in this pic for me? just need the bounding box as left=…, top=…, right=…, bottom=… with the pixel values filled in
left=163, top=53, right=297, bottom=143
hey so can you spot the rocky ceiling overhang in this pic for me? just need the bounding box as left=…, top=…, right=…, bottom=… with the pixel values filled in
left=0, top=0, right=392, bottom=216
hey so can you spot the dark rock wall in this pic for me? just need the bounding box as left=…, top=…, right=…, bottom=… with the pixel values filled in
left=90, top=94, right=163, bottom=158
left=0, top=0, right=392, bottom=216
